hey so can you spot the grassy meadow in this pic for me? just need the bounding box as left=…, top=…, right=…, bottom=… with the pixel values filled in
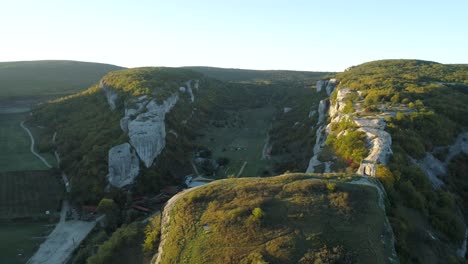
left=196, top=106, right=275, bottom=178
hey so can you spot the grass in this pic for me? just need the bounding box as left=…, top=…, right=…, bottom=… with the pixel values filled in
left=0, top=113, right=56, bottom=172
left=0, top=222, right=54, bottom=264
left=0, top=170, right=63, bottom=220
left=196, top=106, right=275, bottom=178
left=159, top=174, right=394, bottom=264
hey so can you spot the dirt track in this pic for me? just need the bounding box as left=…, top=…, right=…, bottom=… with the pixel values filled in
left=27, top=201, right=101, bottom=264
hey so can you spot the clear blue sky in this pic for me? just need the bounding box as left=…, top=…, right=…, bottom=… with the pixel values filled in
left=1, top=0, right=467, bottom=71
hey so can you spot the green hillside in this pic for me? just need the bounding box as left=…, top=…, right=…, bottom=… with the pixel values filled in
left=157, top=174, right=395, bottom=264
left=328, top=60, right=468, bottom=263
left=0, top=60, right=123, bottom=98
left=185, top=66, right=332, bottom=83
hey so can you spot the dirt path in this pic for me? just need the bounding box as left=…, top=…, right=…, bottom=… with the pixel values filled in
left=190, top=161, right=200, bottom=176
left=27, top=200, right=102, bottom=264
left=20, top=121, right=52, bottom=168
left=237, top=161, right=248, bottom=177
left=261, top=134, right=271, bottom=160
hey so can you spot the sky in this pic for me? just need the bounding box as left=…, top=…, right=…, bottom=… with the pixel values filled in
left=1, top=0, right=467, bottom=71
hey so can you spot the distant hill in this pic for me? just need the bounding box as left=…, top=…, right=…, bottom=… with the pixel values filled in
left=0, top=60, right=123, bottom=98
left=184, top=66, right=333, bottom=83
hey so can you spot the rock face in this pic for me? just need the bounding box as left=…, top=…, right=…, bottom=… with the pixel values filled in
left=185, top=80, right=195, bottom=102
left=329, top=88, right=351, bottom=123
left=325, top=78, right=337, bottom=96
left=100, top=80, right=119, bottom=110
left=102, top=79, right=200, bottom=187
left=316, top=80, right=327, bottom=92
left=413, top=153, right=445, bottom=188
left=318, top=100, right=327, bottom=124
left=356, top=121, right=393, bottom=177
left=414, top=132, right=468, bottom=188
left=107, top=143, right=140, bottom=188
left=316, top=79, right=337, bottom=96
left=127, top=94, right=179, bottom=168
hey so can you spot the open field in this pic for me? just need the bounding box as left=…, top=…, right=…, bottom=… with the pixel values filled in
left=0, top=222, right=54, bottom=264
left=196, top=106, right=275, bottom=178
left=0, top=170, right=63, bottom=220
left=0, top=113, right=56, bottom=172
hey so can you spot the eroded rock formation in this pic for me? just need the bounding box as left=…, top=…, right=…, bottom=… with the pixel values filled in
left=100, top=80, right=119, bottom=110
left=107, top=143, right=140, bottom=188
left=103, top=79, right=200, bottom=187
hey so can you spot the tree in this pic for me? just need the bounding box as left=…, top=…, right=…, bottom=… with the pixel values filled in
left=97, top=198, right=120, bottom=230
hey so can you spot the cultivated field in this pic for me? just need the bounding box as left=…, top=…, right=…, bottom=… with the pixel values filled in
left=196, top=106, right=275, bottom=178
left=0, top=113, right=56, bottom=172
left=0, top=222, right=54, bottom=264
left=0, top=170, right=63, bottom=220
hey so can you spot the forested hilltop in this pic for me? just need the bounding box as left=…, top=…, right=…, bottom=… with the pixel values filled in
left=325, top=60, right=468, bottom=263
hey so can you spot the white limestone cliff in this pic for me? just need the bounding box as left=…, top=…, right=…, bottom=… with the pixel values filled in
left=100, top=80, right=119, bottom=110
left=102, top=79, right=200, bottom=187
left=316, top=80, right=327, bottom=93
left=318, top=100, right=327, bottom=124
left=326, top=78, right=337, bottom=96
left=107, top=143, right=140, bottom=188
left=185, top=80, right=195, bottom=102
left=355, top=119, right=393, bottom=177
left=127, top=94, right=179, bottom=168
left=412, top=154, right=445, bottom=188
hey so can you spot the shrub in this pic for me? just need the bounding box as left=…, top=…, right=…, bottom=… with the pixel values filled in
left=327, top=182, right=337, bottom=192
left=252, top=207, right=264, bottom=220
left=142, top=215, right=161, bottom=256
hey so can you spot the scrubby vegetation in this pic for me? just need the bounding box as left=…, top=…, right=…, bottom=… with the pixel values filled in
left=158, top=174, right=394, bottom=264
left=335, top=60, right=468, bottom=263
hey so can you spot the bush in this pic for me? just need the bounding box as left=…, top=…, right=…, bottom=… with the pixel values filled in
left=142, top=215, right=161, bottom=257
left=252, top=207, right=264, bottom=220
left=327, top=182, right=337, bottom=192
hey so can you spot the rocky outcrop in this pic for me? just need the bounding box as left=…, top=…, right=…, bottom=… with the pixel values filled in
left=356, top=120, right=393, bottom=177
left=329, top=88, right=351, bottom=123
left=414, top=132, right=468, bottom=188
left=185, top=80, right=195, bottom=102
left=318, top=100, right=327, bottom=124
left=325, top=78, right=337, bottom=96
left=412, top=153, right=445, bottom=188
left=315, top=79, right=337, bottom=96
left=107, top=143, right=140, bottom=188
left=445, top=132, right=468, bottom=162
left=102, top=79, right=200, bottom=187
left=306, top=99, right=330, bottom=173
left=316, top=80, right=327, bottom=92
left=327, top=87, right=393, bottom=177
left=100, top=80, right=119, bottom=110
left=127, top=94, right=179, bottom=168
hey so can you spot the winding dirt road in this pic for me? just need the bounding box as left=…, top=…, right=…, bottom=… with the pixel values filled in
left=20, top=121, right=52, bottom=168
